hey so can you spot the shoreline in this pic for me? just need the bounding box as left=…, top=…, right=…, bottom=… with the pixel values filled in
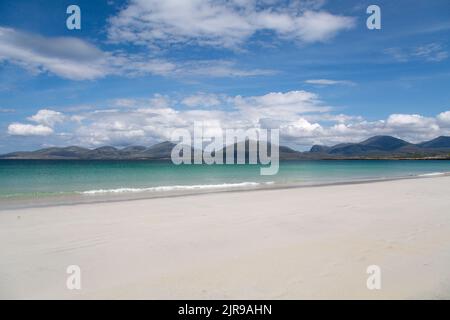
left=1, top=171, right=449, bottom=211
left=1, top=175, right=450, bottom=299
left=2, top=156, right=450, bottom=161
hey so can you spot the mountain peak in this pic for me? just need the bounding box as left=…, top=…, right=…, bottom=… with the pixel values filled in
left=417, top=136, right=450, bottom=148
left=360, top=135, right=410, bottom=150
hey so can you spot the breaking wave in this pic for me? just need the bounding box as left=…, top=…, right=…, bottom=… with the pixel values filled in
left=79, top=181, right=274, bottom=195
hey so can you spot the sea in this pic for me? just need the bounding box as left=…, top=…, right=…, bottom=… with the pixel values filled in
left=0, top=160, right=449, bottom=206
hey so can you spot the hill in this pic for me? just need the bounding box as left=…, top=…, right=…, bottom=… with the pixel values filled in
left=1, top=136, right=449, bottom=160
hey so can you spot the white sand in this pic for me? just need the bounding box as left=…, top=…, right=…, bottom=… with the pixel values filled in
left=1, top=176, right=450, bottom=299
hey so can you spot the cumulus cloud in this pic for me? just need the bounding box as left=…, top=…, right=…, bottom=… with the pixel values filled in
left=383, top=114, right=441, bottom=141
left=72, top=102, right=450, bottom=149
left=7, top=109, right=66, bottom=137
left=387, top=114, right=436, bottom=128
left=28, top=109, right=65, bottom=127
left=107, top=0, right=355, bottom=49
left=7, top=90, right=330, bottom=147
left=7, top=123, right=54, bottom=136
left=280, top=118, right=323, bottom=139
left=6, top=90, right=450, bottom=149
left=437, top=111, right=450, bottom=127
left=233, top=90, right=330, bottom=125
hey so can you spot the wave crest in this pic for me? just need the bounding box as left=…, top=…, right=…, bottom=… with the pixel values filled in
left=79, top=181, right=273, bottom=195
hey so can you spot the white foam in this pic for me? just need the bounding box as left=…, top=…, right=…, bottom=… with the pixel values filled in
left=80, top=181, right=274, bottom=195
left=418, top=172, right=446, bottom=177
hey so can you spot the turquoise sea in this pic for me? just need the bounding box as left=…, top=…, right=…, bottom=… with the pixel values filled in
left=0, top=160, right=449, bottom=202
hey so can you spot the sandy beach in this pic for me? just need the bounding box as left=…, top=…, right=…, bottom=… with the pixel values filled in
left=1, top=175, right=450, bottom=299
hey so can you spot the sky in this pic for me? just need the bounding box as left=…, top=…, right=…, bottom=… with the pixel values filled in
left=0, top=0, right=449, bottom=153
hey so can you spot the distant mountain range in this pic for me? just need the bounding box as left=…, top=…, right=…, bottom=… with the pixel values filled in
left=0, top=141, right=177, bottom=160
left=1, top=136, right=450, bottom=160
left=308, top=136, right=450, bottom=158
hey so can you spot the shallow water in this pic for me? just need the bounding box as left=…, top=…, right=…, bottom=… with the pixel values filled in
left=0, top=160, right=449, bottom=200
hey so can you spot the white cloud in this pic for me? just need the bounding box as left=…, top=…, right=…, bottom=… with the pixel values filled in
left=0, top=27, right=110, bottom=80
left=0, top=26, right=176, bottom=80
left=6, top=109, right=66, bottom=137
left=182, top=93, right=221, bottom=107
left=6, top=90, right=450, bottom=148
left=290, top=10, right=355, bottom=43
left=107, top=0, right=355, bottom=49
left=280, top=118, right=323, bottom=139
left=233, top=90, right=330, bottom=125
left=413, top=43, right=448, bottom=62
left=28, top=109, right=65, bottom=127
left=437, top=111, right=450, bottom=127
left=177, top=60, right=276, bottom=77
left=0, top=26, right=272, bottom=80
left=109, top=54, right=177, bottom=77
left=305, top=79, right=355, bottom=86
left=385, top=43, right=448, bottom=63
left=114, top=99, right=140, bottom=108
left=387, top=114, right=426, bottom=126
left=114, top=94, right=171, bottom=109
left=305, top=113, right=363, bottom=123
left=7, top=123, right=54, bottom=136
left=19, top=90, right=328, bottom=147
left=386, top=114, right=439, bottom=132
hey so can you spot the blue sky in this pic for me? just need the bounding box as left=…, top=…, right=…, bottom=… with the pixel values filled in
left=0, top=0, right=449, bottom=152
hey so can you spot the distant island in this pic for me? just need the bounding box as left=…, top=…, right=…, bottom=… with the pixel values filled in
left=1, top=135, right=450, bottom=160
